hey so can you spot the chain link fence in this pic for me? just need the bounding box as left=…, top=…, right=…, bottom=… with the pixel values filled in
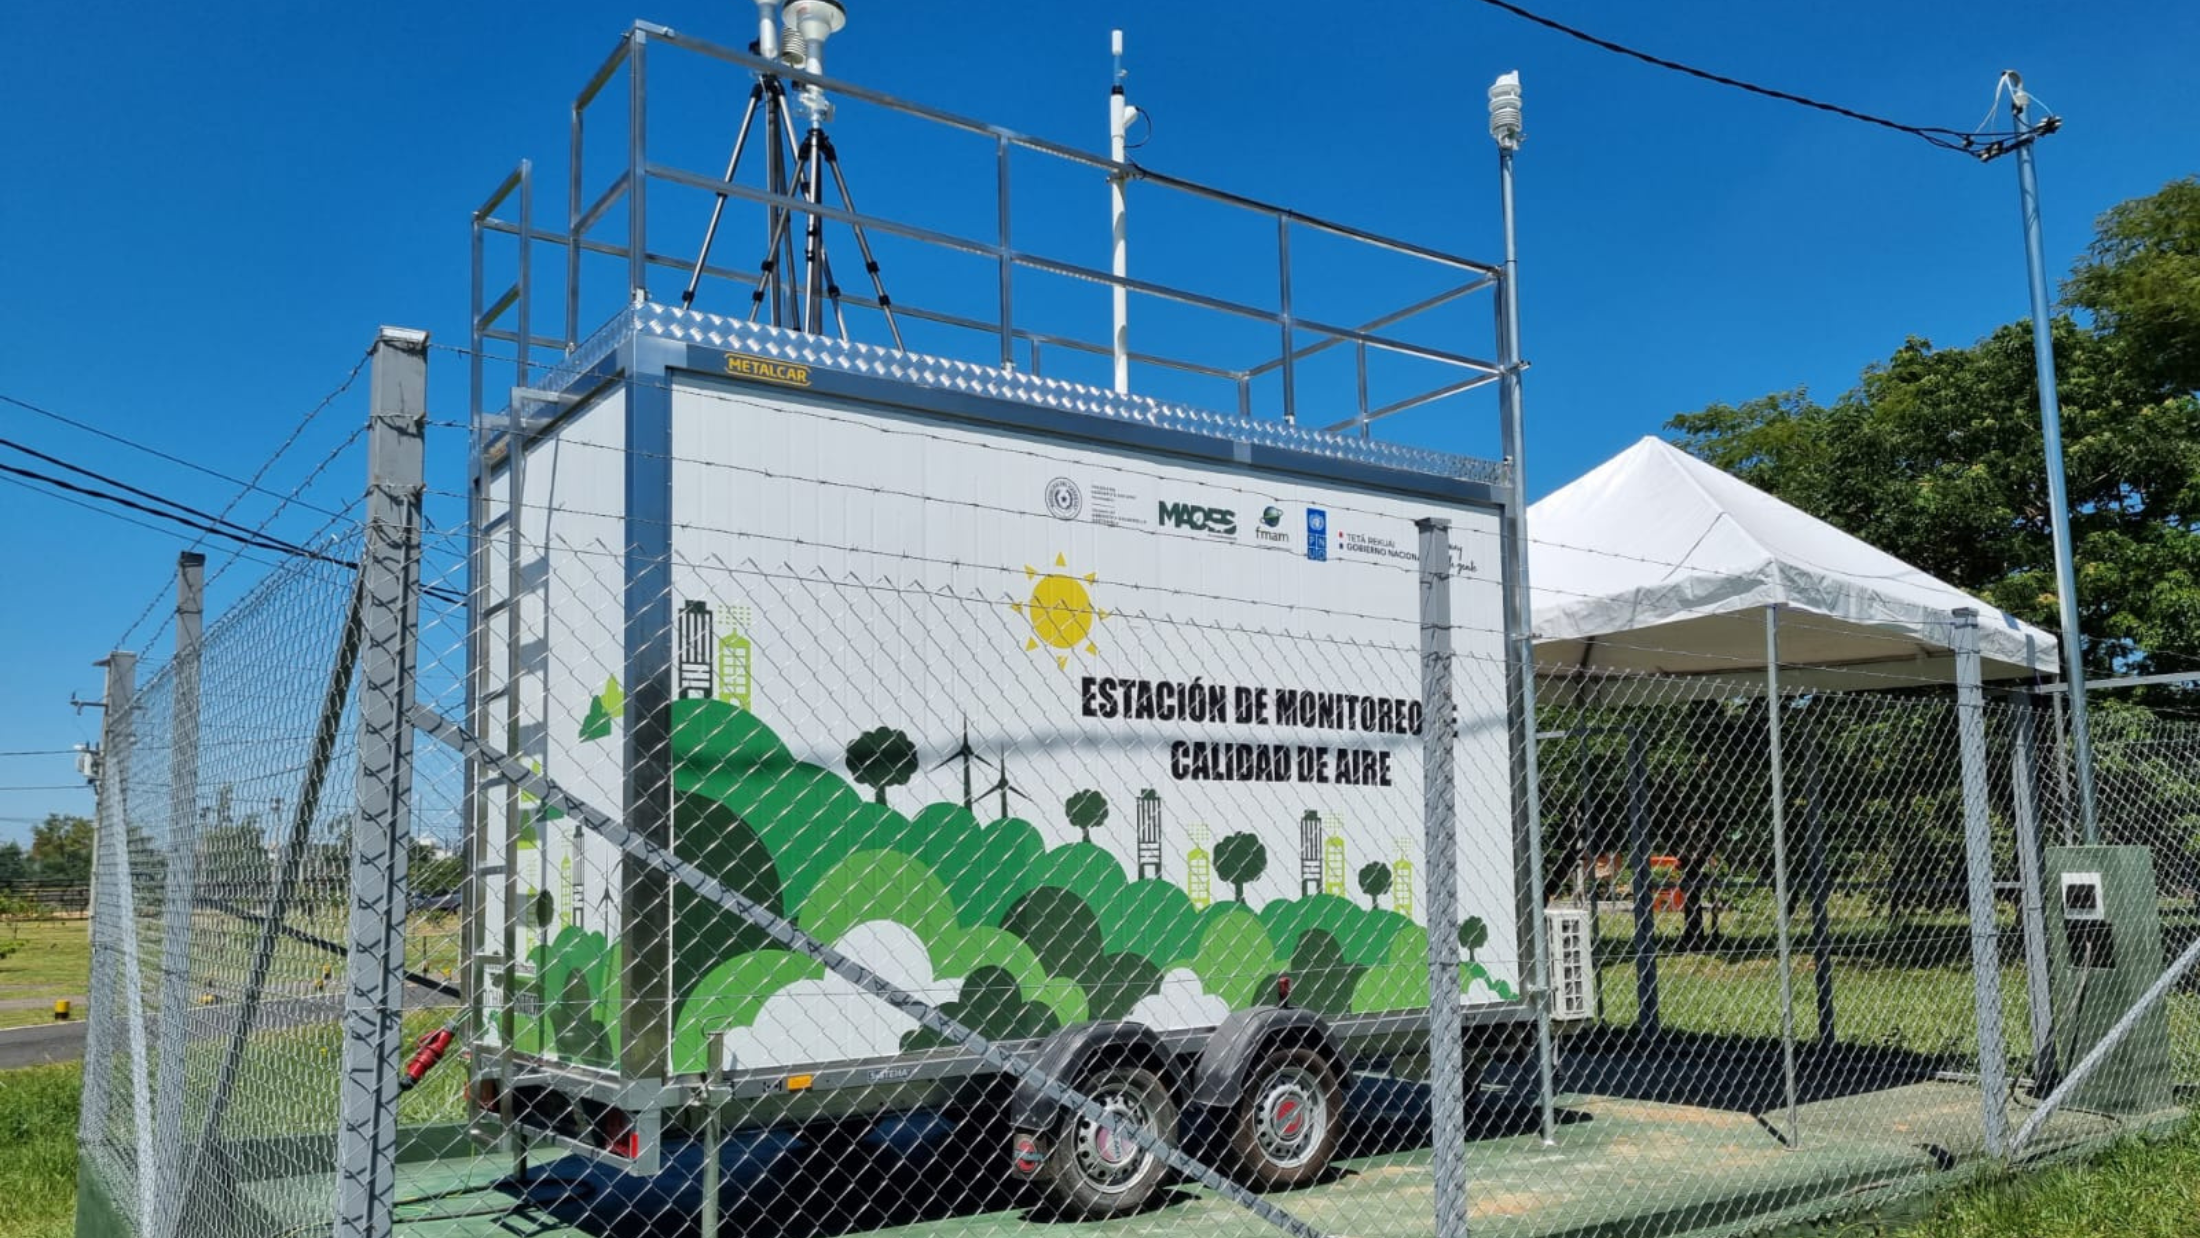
left=73, top=331, right=2200, bottom=1238
left=66, top=152, right=2200, bottom=1238
left=76, top=522, right=397, bottom=1238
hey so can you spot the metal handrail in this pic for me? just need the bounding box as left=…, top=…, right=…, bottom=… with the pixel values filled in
left=477, top=19, right=1507, bottom=438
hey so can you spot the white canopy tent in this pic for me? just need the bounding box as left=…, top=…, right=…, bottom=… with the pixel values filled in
left=1521, top=438, right=2063, bottom=1142
left=1529, top=436, right=2057, bottom=693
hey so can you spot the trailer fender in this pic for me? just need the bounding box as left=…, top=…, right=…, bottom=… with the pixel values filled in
left=1004, top=1020, right=1176, bottom=1135
left=1187, top=1006, right=1343, bottom=1111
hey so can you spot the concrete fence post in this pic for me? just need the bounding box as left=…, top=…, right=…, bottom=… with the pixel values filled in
left=333, top=326, right=429, bottom=1238
left=1417, top=517, right=1470, bottom=1238
left=155, top=550, right=204, bottom=1230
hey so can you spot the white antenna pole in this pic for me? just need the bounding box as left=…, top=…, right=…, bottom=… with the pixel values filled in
left=1109, top=29, right=1136, bottom=394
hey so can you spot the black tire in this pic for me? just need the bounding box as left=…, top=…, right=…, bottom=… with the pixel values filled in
left=1036, top=1062, right=1178, bottom=1218
left=1223, top=1045, right=1345, bottom=1190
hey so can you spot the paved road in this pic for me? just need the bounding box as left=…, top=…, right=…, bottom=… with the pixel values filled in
left=0, top=983, right=458, bottom=1071
left=0, top=1018, right=88, bottom=1069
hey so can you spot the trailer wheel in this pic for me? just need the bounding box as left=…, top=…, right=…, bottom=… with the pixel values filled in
left=1037, top=1062, right=1176, bottom=1218
left=1224, top=1046, right=1343, bottom=1189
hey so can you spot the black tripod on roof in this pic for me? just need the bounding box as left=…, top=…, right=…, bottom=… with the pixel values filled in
left=679, top=0, right=903, bottom=348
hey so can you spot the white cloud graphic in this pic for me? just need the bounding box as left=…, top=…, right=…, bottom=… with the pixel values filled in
left=1127, top=968, right=1229, bottom=1032
left=722, top=921, right=957, bottom=1070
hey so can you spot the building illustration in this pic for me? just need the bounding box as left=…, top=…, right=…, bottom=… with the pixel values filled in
left=1136, top=788, right=1162, bottom=880
left=567, top=822, right=588, bottom=931
left=559, top=852, right=576, bottom=930
left=717, top=604, right=754, bottom=710
left=1392, top=838, right=1416, bottom=919
left=1187, top=824, right=1213, bottom=911
left=1322, top=811, right=1349, bottom=896
left=677, top=600, right=714, bottom=700
left=1300, top=810, right=1324, bottom=895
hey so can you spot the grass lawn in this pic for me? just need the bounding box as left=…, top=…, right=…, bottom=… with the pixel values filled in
left=0, top=918, right=90, bottom=1031
left=1821, top=1117, right=2200, bottom=1237
left=0, top=1063, right=79, bottom=1238
left=1584, top=903, right=2200, bottom=1076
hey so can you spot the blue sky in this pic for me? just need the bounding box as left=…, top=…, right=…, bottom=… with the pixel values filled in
left=2, top=1, right=2195, bottom=845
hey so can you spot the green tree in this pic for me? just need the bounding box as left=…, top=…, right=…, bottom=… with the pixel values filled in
left=842, top=727, right=918, bottom=805
left=29, top=814, right=93, bottom=885
left=409, top=839, right=465, bottom=898
left=1064, top=789, right=1108, bottom=844
left=1212, top=832, right=1266, bottom=903
left=199, top=821, right=269, bottom=903
left=1669, top=178, right=2200, bottom=678
left=1357, top=861, right=1392, bottom=909
left=2065, top=175, right=2200, bottom=396
left=0, top=841, right=27, bottom=887
left=1458, top=916, right=1488, bottom=964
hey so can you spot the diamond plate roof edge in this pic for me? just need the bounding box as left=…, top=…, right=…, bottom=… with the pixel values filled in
left=601, top=302, right=1508, bottom=488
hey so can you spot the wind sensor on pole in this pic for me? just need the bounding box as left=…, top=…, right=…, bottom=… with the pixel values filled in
left=680, top=0, right=902, bottom=348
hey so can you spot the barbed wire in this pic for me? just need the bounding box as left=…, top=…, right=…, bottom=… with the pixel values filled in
left=112, top=352, right=371, bottom=654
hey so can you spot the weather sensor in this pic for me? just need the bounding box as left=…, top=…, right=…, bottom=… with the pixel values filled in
left=1488, top=71, right=1522, bottom=150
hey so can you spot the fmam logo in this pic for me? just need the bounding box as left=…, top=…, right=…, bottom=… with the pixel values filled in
left=1306, top=507, right=1328, bottom=561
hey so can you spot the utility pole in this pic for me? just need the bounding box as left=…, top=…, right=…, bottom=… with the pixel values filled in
left=2002, top=71, right=2098, bottom=843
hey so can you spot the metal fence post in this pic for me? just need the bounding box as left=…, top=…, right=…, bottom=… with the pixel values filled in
left=333, top=326, right=429, bottom=1238
left=1417, top=517, right=1470, bottom=1238
left=98, top=650, right=159, bottom=1230
left=1952, top=608, right=2011, bottom=1157
left=702, top=1032, right=727, bottom=1238
left=2007, top=690, right=2057, bottom=1088
left=1802, top=720, right=1837, bottom=1045
left=1625, top=728, right=1658, bottom=1036
left=1764, top=606, right=1801, bottom=1146
left=155, top=550, right=204, bottom=1227
left=78, top=653, right=135, bottom=1168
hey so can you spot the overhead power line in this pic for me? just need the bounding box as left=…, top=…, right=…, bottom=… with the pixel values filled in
left=0, top=438, right=464, bottom=607
left=1468, top=0, right=2039, bottom=155
left=0, top=454, right=351, bottom=567
left=0, top=393, right=344, bottom=523
left=0, top=436, right=310, bottom=552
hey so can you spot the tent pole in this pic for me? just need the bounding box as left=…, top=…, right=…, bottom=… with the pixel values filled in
left=1765, top=605, right=1802, bottom=1147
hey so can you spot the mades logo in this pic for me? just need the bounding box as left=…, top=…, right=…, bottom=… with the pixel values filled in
left=1306, top=507, right=1328, bottom=561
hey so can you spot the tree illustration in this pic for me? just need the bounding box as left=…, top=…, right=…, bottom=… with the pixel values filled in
left=1212, top=832, right=1267, bottom=903
left=1458, top=916, right=1488, bottom=964
left=1358, top=862, right=1393, bottom=910
left=1065, top=789, right=1109, bottom=844
left=843, top=727, right=918, bottom=805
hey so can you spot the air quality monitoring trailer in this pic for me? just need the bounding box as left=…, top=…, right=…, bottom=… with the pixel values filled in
left=462, top=16, right=1578, bottom=1220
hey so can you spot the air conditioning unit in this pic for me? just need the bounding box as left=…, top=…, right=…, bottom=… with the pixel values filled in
left=1545, top=907, right=1595, bottom=1022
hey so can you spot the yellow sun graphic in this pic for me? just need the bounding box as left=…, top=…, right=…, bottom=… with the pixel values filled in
left=1012, top=553, right=1109, bottom=670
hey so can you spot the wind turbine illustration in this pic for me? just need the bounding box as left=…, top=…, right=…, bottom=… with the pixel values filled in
left=931, top=719, right=994, bottom=810
left=977, top=748, right=1034, bottom=821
